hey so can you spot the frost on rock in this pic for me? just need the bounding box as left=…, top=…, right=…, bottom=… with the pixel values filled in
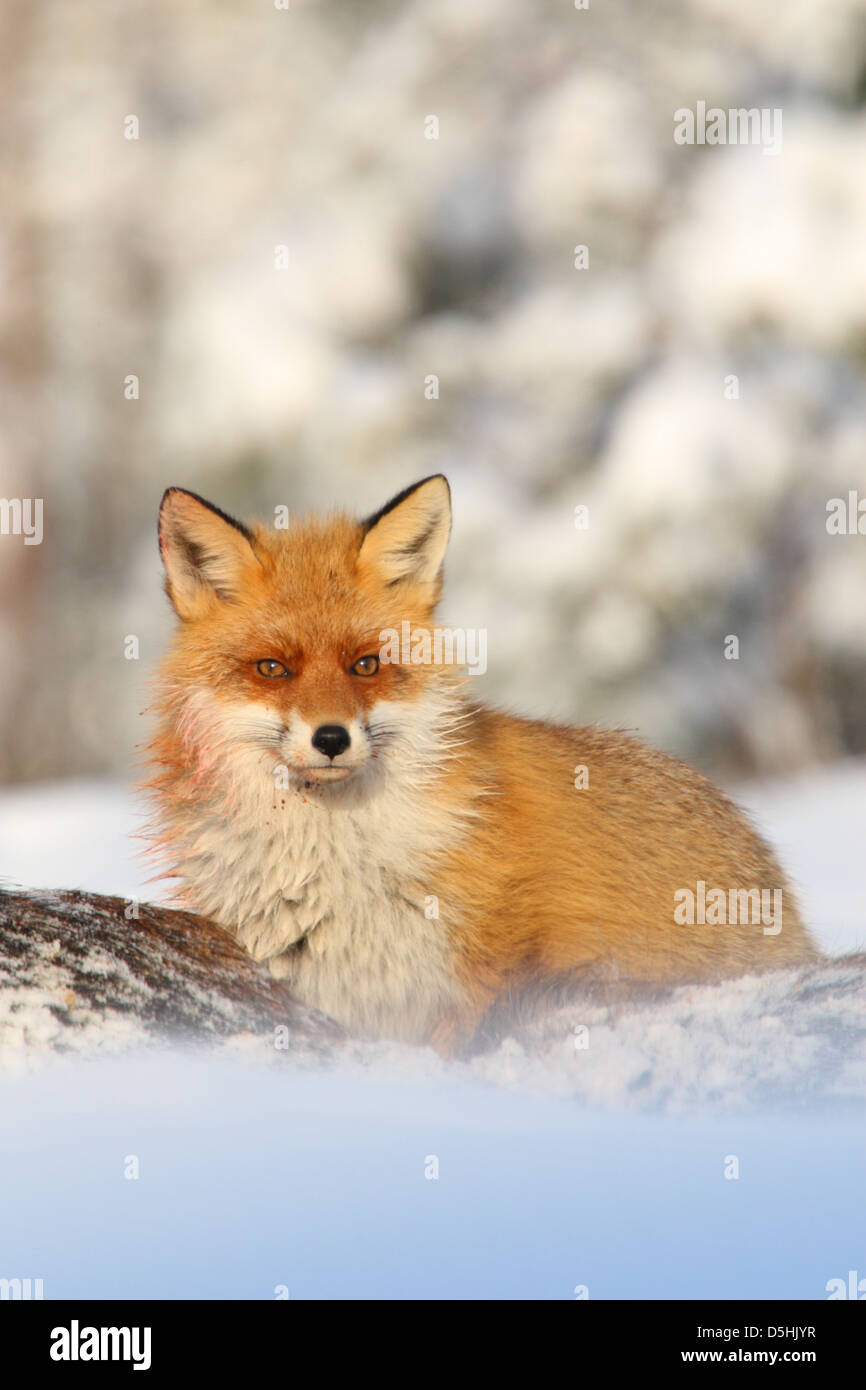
left=0, top=888, right=344, bottom=1070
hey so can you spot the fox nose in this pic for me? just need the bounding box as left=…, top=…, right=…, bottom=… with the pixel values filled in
left=311, top=724, right=351, bottom=760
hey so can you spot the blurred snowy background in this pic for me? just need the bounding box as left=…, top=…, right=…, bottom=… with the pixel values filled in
left=1, top=0, right=866, bottom=794
left=1, top=0, right=865, bottom=1301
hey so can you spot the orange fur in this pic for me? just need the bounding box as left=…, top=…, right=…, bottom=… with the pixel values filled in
left=144, top=477, right=816, bottom=1053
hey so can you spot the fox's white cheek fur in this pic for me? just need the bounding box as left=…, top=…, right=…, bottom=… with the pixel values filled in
left=160, top=686, right=477, bottom=1041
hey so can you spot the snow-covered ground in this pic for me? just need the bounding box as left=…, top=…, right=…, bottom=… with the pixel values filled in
left=0, top=1054, right=863, bottom=1301
left=0, top=767, right=863, bottom=1298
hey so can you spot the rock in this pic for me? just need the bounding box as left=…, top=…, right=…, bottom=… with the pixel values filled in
left=0, top=888, right=344, bottom=1061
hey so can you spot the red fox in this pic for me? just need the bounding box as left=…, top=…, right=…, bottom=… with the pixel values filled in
left=146, top=476, right=816, bottom=1053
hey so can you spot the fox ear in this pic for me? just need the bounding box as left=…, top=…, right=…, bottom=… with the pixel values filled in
left=158, top=488, right=259, bottom=619
left=358, top=475, right=451, bottom=591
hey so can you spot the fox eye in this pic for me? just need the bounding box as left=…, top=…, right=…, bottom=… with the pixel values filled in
left=351, top=655, right=379, bottom=677
left=256, top=659, right=291, bottom=678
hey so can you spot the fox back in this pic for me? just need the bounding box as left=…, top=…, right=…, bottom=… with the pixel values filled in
left=146, top=476, right=816, bottom=1052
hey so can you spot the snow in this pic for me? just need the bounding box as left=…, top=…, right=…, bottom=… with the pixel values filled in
left=0, top=767, right=863, bottom=1297
left=732, top=762, right=866, bottom=957
left=0, top=1054, right=862, bottom=1299
left=0, top=780, right=147, bottom=903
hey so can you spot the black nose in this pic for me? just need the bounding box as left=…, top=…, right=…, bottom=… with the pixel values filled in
left=311, top=724, right=351, bottom=760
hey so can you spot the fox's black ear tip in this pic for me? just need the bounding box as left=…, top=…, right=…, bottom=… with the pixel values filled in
left=400, top=473, right=452, bottom=506
left=362, top=473, right=453, bottom=534
left=156, top=488, right=255, bottom=543
left=159, top=486, right=186, bottom=511
left=422, top=474, right=451, bottom=508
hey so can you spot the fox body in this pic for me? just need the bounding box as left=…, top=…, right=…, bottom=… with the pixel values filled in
left=147, top=476, right=815, bottom=1051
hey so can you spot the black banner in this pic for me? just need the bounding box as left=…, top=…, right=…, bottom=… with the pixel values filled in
left=2, top=1299, right=860, bottom=1374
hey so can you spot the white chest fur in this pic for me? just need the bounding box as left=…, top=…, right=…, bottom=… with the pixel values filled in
left=164, top=719, right=470, bottom=1042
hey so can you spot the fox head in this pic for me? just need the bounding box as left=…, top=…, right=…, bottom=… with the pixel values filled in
left=155, top=475, right=461, bottom=792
